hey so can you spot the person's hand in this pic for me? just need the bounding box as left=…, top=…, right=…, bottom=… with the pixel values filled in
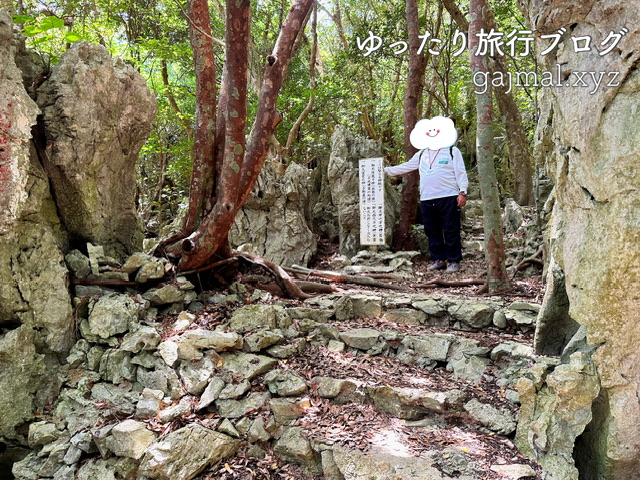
left=457, top=193, right=467, bottom=207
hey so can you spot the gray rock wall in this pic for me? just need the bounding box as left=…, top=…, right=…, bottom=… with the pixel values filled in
left=518, top=0, right=640, bottom=478
left=230, top=162, right=317, bottom=267
left=325, top=127, right=400, bottom=257
left=0, top=9, right=156, bottom=448
left=0, top=9, right=72, bottom=443
left=37, top=41, right=156, bottom=259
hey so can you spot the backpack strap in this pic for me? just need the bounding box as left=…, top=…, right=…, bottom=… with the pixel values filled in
left=450, top=146, right=454, bottom=159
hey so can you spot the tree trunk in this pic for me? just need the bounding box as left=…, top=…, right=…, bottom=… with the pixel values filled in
left=284, top=3, right=318, bottom=160
left=440, top=0, right=533, bottom=206
left=173, top=0, right=315, bottom=271
left=469, top=0, right=510, bottom=293
left=161, top=60, right=194, bottom=141
left=393, top=0, right=427, bottom=251
left=482, top=5, right=533, bottom=206
left=183, top=0, right=217, bottom=234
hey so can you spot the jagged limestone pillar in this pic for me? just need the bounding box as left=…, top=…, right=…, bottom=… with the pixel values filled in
left=518, top=0, right=640, bottom=477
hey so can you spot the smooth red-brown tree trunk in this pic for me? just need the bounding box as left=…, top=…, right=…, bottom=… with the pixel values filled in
left=469, top=0, right=510, bottom=293
left=183, top=0, right=217, bottom=234
left=173, top=0, right=315, bottom=271
left=394, top=0, right=427, bottom=251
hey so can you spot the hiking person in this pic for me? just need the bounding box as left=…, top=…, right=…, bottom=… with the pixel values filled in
left=384, top=116, right=468, bottom=272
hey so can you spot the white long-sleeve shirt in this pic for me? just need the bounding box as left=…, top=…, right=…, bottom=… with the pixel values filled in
left=384, top=147, right=469, bottom=201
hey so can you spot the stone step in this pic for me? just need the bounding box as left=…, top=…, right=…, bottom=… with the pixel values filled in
left=12, top=292, right=544, bottom=480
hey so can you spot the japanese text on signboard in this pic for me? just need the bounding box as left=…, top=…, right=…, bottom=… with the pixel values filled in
left=359, top=157, right=385, bottom=246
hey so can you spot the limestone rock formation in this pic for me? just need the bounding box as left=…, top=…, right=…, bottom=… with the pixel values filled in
left=37, top=41, right=156, bottom=258
left=4, top=278, right=543, bottom=479
left=325, top=127, right=400, bottom=257
left=516, top=352, right=600, bottom=480
left=230, top=161, right=317, bottom=267
left=0, top=10, right=73, bottom=444
left=309, top=154, right=340, bottom=241
left=1, top=12, right=158, bottom=456
left=140, top=425, right=240, bottom=479
left=519, top=0, right=640, bottom=477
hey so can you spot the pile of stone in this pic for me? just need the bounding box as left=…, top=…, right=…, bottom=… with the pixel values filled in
left=462, top=197, right=543, bottom=275
left=65, top=245, right=204, bottom=315
left=11, top=278, right=543, bottom=479
left=328, top=250, right=421, bottom=279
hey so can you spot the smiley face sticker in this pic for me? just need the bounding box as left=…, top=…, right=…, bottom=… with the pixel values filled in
left=409, top=116, right=458, bottom=150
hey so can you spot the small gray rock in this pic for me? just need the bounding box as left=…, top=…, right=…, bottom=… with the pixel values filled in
left=463, top=398, right=516, bottom=435
left=273, top=427, right=322, bottom=475
left=220, top=353, right=278, bottom=380
left=143, top=285, right=185, bottom=306
left=448, top=301, right=495, bottom=329
left=120, top=326, right=161, bottom=353
left=177, top=330, right=242, bottom=360
left=135, top=388, right=164, bottom=418
left=216, top=392, right=271, bottom=418
left=158, top=397, right=192, bottom=423
left=219, top=379, right=252, bottom=400
left=229, top=304, right=290, bottom=332
left=339, top=328, right=380, bottom=350
left=135, top=261, right=165, bottom=283
left=217, top=418, right=241, bottom=438
left=105, top=420, right=156, bottom=460
left=247, top=417, right=271, bottom=442
left=244, top=330, right=284, bottom=352
left=28, top=422, right=60, bottom=447
left=197, top=377, right=226, bottom=411
left=87, top=294, right=139, bottom=339
left=66, top=250, right=91, bottom=278
left=382, top=308, right=427, bottom=325
left=140, top=425, right=240, bottom=479
left=264, top=369, right=308, bottom=397
left=177, top=357, right=214, bottom=395
left=157, top=341, right=179, bottom=367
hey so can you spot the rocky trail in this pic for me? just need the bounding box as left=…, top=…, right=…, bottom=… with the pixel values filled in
left=9, top=238, right=550, bottom=480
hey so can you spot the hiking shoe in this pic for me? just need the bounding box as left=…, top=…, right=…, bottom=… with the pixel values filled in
left=446, top=262, right=460, bottom=273
left=427, top=260, right=447, bottom=271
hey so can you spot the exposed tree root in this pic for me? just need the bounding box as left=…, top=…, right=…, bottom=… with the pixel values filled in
left=179, top=257, right=239, bottom=275
left=294, top=280, right=338, bottom=294
left=236, top=253, right=312, bottom=300
left=509, top=246, right=544, bottom=279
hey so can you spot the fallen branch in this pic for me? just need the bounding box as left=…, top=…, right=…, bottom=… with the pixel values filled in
left=72, top=278, right=142, bottom=287
left=287, top=265, right=407, bottom=291
left=410, top=278, right=486, bottom=289
left=236, top=253, right=312, bottom=300
left=240, top=275, right=337, bottom=294
left=363, top=273, right=405, bottom=281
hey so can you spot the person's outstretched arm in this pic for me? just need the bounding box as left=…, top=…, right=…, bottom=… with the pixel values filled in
left=384, top=151, right=421, bottom=176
